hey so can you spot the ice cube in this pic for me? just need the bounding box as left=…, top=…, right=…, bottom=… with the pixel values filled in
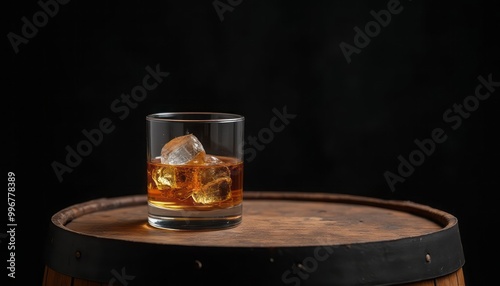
left=192, top=177, right=232, bottom=204
left=151, top=165, right=175, bottom=190
left=161, top=134, right=205, bottom=165
left=199, top=164, right=231, bottom=185
left=151, top=164, right=196, bottom=201
left=192, top=165, right=232, bottom=204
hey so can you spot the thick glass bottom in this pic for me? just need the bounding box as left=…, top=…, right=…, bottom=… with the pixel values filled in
left=147, top=203, right=242, bottom=230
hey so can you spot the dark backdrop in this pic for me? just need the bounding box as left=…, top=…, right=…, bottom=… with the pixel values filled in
left=4, top=0, right=499, bottom=285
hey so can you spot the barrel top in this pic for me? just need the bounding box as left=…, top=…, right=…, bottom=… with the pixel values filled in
left=52, top=191, right=457, bottom=248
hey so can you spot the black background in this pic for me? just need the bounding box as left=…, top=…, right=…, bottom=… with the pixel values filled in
left=3, top=0, right=499, bottom=285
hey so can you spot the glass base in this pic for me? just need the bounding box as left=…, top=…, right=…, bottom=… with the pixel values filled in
left=148, top=203, right=242, bottom=230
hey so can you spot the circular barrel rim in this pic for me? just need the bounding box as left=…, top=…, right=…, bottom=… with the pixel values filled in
left=44, top=191, right=465, bottom=286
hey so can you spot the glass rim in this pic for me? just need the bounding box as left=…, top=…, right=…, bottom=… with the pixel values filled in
left=146, top=112, right=244, bottom=123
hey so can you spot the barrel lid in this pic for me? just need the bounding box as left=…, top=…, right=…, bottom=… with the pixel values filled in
left=44, top=191, right=465, bottom=286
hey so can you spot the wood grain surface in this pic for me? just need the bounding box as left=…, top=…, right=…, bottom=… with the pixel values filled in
left=55, top=191, right=449, bottom=247
left=44, top=191, right=465, bottom=286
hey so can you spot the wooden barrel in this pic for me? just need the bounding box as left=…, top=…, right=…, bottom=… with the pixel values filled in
left=42, top=191, right=466, bottom=286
